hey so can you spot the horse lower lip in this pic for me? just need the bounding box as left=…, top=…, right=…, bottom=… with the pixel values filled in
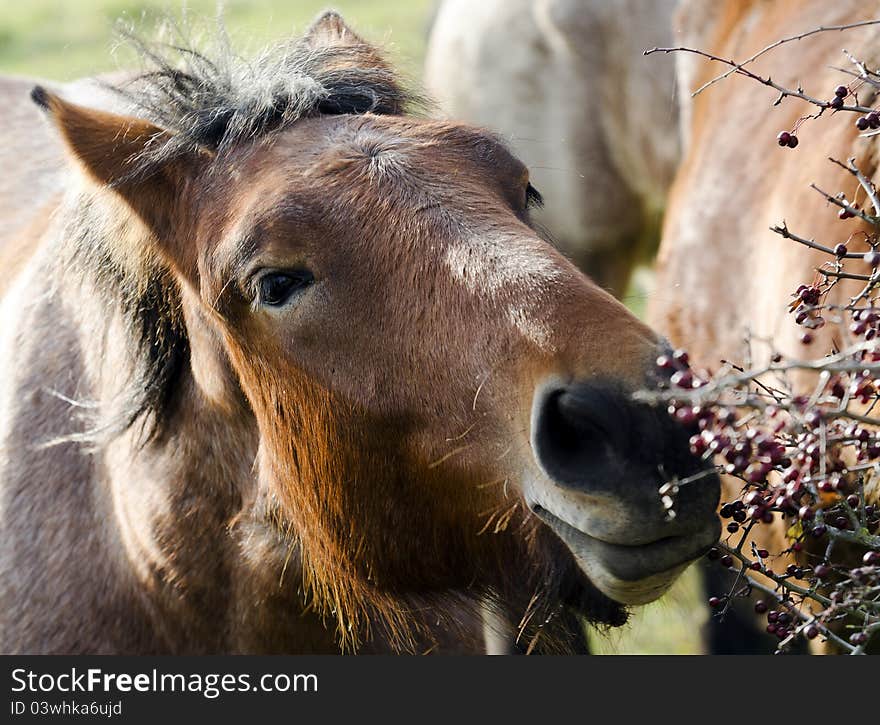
left=533, top=505, right=720, bottom=582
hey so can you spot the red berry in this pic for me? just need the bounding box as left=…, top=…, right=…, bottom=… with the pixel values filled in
left=755, top=600, right=768, bottom=614
left=800, top=332, right=813, bottom=345
left=675, top=407, right=697, bottom=425
left=834, top=243, right=849, bottom=256
left=830, top=96, right=844, bottom=110
left=814, top=564, right=832, bottom=578
left=857, top=116, right=870, bottom=131
left=708, top=596, right=723, bottom=608
left=719, top=554, right=734, bottom=568
left=777, top=131, right=792, bottom=146
left=787, top=135, right=799, bottom=148
left=805, top=625, right=819, bottom=639
left=800, top=286, right=820, bottom=305
left=835, top=85, right=849, bottom=98
left=744, top=491, right=764, bottom=507
left=670, top=370, right=693, bottom=389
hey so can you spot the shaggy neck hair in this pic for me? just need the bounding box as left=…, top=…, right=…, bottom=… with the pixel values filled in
left=60, top=15, right=419, bottom=443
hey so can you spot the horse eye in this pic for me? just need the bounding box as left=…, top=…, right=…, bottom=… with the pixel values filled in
left=257, top=270, right=314, bottom=307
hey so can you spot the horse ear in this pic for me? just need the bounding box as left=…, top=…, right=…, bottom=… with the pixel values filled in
left=31, top=86, right=204, bottom=276
left=300, top=12, right=407, bottom=116
left=303, top=11, right=365, bottom=48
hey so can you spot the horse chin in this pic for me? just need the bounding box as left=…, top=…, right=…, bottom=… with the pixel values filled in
left=534, top=503, right=719, bottom=606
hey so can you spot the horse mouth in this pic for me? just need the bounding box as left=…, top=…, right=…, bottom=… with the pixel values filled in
left=532, top=503, right=720, bottom=605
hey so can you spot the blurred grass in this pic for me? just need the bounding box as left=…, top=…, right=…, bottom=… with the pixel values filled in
left=587, top=566, right=705, bottom=655
left=0, top=0, right=434, bottom=81
left=0, top=0, right=704, bottom=654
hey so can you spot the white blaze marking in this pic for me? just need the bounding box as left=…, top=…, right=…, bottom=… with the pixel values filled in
left=443, top=233, right=561, bottom=350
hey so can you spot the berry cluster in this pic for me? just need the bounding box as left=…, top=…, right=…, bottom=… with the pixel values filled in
left=777, top=131, right=799, bottom=149
left=645, top=29, right=880, bottom=654
left=649, top=285, right=880, bottom=652
left=774, top=74, right=880, bottom=147
left=856, top=112, right=880, bottom=131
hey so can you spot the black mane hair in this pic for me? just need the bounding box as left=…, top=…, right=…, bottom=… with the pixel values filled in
left=63, top=13, right=417, bottom=443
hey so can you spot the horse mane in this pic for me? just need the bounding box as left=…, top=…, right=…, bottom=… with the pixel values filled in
left=109, top=15, right=420, bottom=171
left=63, top=15, right=419, bottom=443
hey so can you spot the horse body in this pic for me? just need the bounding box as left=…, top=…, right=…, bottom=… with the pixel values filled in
left=652, top=0, right=880, bottom=651
left=656, top=0, right=880, bottom=366
left=0, top=13, right=719, bottom=654
left=424, top=0, right=681, bottom=295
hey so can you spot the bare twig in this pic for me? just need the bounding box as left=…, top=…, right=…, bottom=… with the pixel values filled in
left=684, top=19, right=880, bottom=98
left=810, top=182, right=879, bottom=225
left=771, top=221, right=869, bottom=259
left=828, top=156, right=880, bottom=217
left=645, top=45, right=874, bottom=112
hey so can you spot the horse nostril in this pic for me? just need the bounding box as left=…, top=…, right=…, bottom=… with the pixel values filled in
left=531, top=383, right=628, bottom=487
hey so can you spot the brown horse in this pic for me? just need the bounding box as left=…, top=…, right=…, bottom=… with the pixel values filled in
left=0, top=13, right=719, bottom=654
left=652, top=0, right=880, bottom=652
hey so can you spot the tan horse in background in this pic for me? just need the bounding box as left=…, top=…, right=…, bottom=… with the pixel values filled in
left=652, top=0, right=880, bottom=652
left=424, top=0, right=681, bottom=297
left=0, top=13, right=719, bottom=654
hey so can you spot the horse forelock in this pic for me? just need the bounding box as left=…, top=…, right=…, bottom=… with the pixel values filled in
left=105, top=19, right=422, bottom=179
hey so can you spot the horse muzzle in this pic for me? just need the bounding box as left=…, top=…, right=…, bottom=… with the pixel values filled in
left=525, top=378, right=721, bottom=605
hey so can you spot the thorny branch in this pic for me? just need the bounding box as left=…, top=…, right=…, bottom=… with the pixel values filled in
left=643, top=23, right=880, bottom=654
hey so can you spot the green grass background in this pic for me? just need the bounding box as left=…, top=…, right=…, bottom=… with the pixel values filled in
left=0, top=0, right=704, bottom=654
left=0, top=0, right=433, bottom=80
